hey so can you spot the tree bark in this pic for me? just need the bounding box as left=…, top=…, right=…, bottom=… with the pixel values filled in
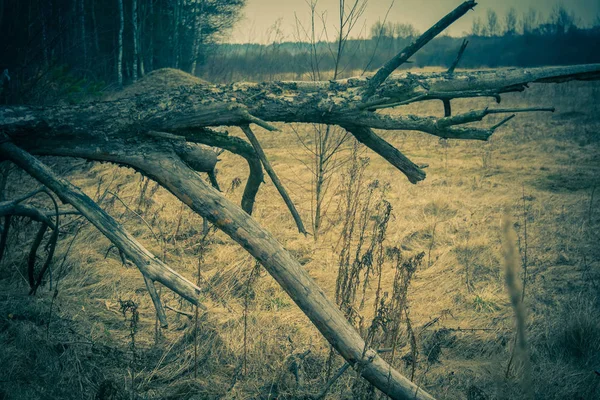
left=117, top=0, right=124, bottom=86
left=132, top=0, right=139, bottom=82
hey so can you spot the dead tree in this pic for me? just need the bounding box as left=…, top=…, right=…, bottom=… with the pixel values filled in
left=1, top=1, right=600, bottom=399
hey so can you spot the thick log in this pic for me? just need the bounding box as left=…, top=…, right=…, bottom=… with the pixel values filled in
left=2, top=65, right=598, bottom=137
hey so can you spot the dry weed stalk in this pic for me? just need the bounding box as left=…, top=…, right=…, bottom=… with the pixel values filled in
left=243, top=261, right=261, bottom=377
left=328, top=145, right=425, bottom=396
left=119, top=298, right=140, bottom=400
left=502, top=216, right=533, bottom=399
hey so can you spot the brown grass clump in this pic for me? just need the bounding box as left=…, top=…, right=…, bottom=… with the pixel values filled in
left=1, top=75, right=600, bottom=399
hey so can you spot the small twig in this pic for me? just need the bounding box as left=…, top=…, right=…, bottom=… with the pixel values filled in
left=10, top=187, right=46, bottom=205
left=106, top=190, right=161, bottom=244
left=490, top=114, right=516, bottom=131
left=28, top=223, right=50, bottom=289
left=165, top=304, right=194, bottom=319
left=445, top=327, right=496, bottom=332
left=47, top=224, right=84, bottom=339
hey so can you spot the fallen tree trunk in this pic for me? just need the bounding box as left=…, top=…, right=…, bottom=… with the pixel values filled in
left=2, top=62, right=600, bottom=400
left=2, top=0, right=600, bottom=397
left=2, top=63, right=598, bottom=182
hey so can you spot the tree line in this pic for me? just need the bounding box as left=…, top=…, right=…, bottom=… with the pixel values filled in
left=0, top=0, right=245, bottom=102
left=202, top=5, right=600, bottom=82
left=1, top=2, right=599, bottom=101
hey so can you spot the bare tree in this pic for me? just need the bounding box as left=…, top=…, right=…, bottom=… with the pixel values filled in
left=505, top=7, right=518, bottom=35
left=522, top=8, right=538, bottom=35
left=132, top=0, right=139, bottom=81
left=486, top=9, right=500, bottom=37
left=117, top=0, right=124, bottom=86
left=2, top=1, right=599, bottom=399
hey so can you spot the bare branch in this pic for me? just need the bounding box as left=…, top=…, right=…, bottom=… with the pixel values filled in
left=165, top=304, right=195, bottom=319
left=29, top=189, right=59, bottom=295
left=436, top=107, right=555, bottom=128
left=344, top=125, right=426, bottom=183
left=447, top=38, right=469, bottom=75
left=490, top=114, right=516, bottom=131
left=341, top=107, right=555, bottom=142
left=0, top=136, right=208, bottom=312
left=144, top=276, right=169, bottom=328
left=241, top=125, right=307, bottom=235
left=0, top=203, right=57, bottom=228
left=363, top=0, right=477, bottom=99
left=183, top=129, right=263, bottom=214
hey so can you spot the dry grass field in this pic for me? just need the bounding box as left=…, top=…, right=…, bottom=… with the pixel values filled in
left=0, top=70, right=599, bottom=399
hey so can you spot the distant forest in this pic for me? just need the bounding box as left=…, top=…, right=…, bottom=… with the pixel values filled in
left=206, top=6, right=600, bottom=82
left=1, top=1, right=599, bottom=102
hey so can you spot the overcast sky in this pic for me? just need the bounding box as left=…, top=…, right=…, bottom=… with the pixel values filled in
left=227, top=0, right=600, bottom=43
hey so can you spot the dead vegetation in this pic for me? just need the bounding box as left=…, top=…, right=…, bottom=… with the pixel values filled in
left=0, top=76, right=599, bottom=399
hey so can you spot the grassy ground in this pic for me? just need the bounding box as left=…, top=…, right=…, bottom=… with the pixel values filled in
left=0, top=71, right=599, bottom=400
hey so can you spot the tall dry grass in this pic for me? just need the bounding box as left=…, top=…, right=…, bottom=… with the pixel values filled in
left=0, top=74, right=599, bottom=399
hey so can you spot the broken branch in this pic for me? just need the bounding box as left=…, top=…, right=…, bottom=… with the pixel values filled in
left=363, top=1, right=477, bottom=99
left=344, top=125, right=426, bottom=183
left=0, top=136, right=208, bottom=312
left=240, top=125, right=307, bottom=234
left=447, top=38, right=469, bottom=75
